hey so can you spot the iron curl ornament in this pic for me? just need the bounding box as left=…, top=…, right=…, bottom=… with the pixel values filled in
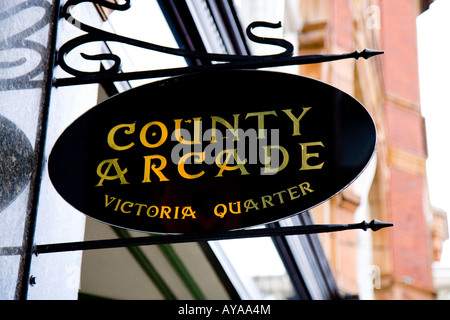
left=54, top=0, right=384, bottom=87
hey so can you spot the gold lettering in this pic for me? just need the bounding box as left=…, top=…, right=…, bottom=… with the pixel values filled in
left=210, top=115, right=240, bottom=142
left=178, top=152, right=205, bottom=179
left=96, top=159, right=129, bottom=187
left=299, top=182, right=314, bottom=195
left=140, top=121, right=168, bottom=148
left=105, top=194, right=116, bottom=208
left=181, top=207, right=196, bottom=219
left=273, top=190, right=287, bottom=204
left=245, top=111, right=277, bottom=138
left=174, top=118, right=202, bottom=144
left=147, top=206, right=159, bottom=218
left=215, top=149, right=249, bottom=177
left=261, top=195, right=274, bottom=209
left=135, top=203, right=147, bottom=216
left=120, top=201, right=134, bottom=214
left=282, top=107, right=312, bottom=136
left=107, top=123, right=135, bottom=151
left=160, top=206, right=171, bottom=219
left=244, top=199, right=259, bottom=212
left=262, top=145, right=289, bottom=175
left=214, top=204, right=227, bottom=218
left=142, top=155, right=170, bottom=182
left=299, top=142, right=325, bottom=171
left=174, top=206, right=179, bottom=219
left=114, top=198, right=122, bottom=212
left=229, top=202, right=242, bottom=214
left=287, top=186, right=300, bottom=200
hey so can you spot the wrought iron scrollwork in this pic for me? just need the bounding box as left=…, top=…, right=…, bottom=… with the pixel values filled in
left=54, top=0, right=383, bottom=87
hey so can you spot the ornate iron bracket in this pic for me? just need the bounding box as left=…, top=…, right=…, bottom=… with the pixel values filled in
left=53, top=0, right=384, bottom=87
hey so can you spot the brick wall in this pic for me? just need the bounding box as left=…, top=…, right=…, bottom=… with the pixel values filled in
left=302, top=0, right=434, bottom=299
left=380, top=0, right=421, bottom=103
left=332, top=0, right=353, bottom=51
left=389, top=168, right=433, bottom=293
left=384, top=100, right=427, bottom=156
left=379, top=0, right=434, bottom=299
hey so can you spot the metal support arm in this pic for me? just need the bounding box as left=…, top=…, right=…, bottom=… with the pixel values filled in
left=28, top=220, right=392, bottom=255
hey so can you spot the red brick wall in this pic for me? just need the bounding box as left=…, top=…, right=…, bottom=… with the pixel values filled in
left=379, top=0, right=434, bottom=297
left=380, top=0, right=421, bottom=103
left=389, top=168, right=434, bottom=294
left=384, top=100, right=427, bottom=156
left=322, top=0, right=433, bottom=298
left=332, top=1, right=353, bottom=51
left=327, top=0, right=434, bottom=298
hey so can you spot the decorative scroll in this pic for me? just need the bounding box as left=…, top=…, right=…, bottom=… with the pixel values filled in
left=54, top=0, right=384, bottom=87
left=0, top=0, right=53, bottom=91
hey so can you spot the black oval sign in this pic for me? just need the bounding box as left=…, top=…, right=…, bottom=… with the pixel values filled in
left=48, top=70, right=376, bottom=233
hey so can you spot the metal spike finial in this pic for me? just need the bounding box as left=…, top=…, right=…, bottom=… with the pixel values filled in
left=368, top=219, right=394, bottom=232
left=357, top=48, right=385, bottom=60
left=358, top=219, right=394, bottom=232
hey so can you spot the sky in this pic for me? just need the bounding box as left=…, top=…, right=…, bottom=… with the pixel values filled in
left=417, top=0, right=450, bottom=264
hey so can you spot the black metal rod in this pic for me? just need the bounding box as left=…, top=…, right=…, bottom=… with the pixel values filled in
left=53, top=49, right=384, bottom=87
left=16, top=0, right=61, bottom=300
left=33, top=220, right=392, bottom=255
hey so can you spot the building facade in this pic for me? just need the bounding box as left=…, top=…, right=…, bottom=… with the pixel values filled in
left=298, top=0, right=441, bottom=300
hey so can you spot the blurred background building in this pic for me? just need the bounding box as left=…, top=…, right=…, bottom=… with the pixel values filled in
left=296, top=0, right=450, bottom=300
left=1, top=0, right=448, bottom=300
left=297, top=0, right=433, bottom=300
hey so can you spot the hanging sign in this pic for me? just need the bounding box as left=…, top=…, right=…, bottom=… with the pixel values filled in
left=48, top=70, right=376, bottom=233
